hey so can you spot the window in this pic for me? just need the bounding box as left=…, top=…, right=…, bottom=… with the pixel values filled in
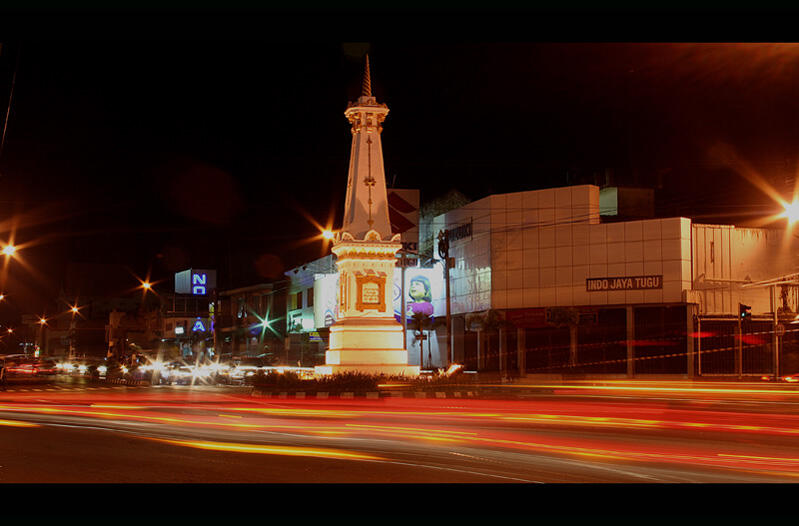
left=296, top=291, right=303, bottom=309
left=307, top=287, right=314, bottom=307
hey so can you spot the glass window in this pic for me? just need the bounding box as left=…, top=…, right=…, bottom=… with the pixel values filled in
left=307, top=287, right=314, bottom=307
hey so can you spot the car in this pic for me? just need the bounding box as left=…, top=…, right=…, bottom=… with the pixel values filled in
left=760, top=373, right=799, bottom=382
left=2, top=356, right=57, bottom=382
left=160, top=363, right=217, bottom=385
left=227, top=357, right=268, bottom=383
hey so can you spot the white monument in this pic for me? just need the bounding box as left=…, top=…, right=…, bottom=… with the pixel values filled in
left=315, top=56, right=420, bottom=377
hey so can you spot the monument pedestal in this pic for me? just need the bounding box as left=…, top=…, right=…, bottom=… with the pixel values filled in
left=314, top=318, right=420, bottom=377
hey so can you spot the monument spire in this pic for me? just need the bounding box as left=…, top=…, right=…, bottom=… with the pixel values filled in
left=341, top=55, right=392, bottom=240
left=362, top=53, right=372, bottom=97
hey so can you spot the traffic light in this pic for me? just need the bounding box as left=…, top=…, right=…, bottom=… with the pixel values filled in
left=739, top=303, right=752, bottom=321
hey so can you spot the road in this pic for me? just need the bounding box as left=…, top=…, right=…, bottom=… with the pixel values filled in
left=1, top=378, right=799, bottom=484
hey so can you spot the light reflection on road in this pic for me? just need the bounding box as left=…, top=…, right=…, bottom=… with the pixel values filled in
left=2, top=385, right=799, bottom=482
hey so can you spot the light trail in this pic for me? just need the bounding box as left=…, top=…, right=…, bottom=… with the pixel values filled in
left=0, top=418, right=39, bottom=427
left=147, top=438, right=385, bottom=461
left=5, top=391, right=799, bottom=480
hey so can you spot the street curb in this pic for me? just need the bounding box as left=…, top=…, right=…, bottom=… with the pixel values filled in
left=250, top=390, right=478, bottom=399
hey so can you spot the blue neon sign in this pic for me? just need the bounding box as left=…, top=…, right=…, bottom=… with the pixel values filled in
left=192, top=273, right=207, bottom=295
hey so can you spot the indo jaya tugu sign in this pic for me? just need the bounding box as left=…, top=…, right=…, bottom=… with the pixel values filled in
left=586, top=275, right=663, bottom=291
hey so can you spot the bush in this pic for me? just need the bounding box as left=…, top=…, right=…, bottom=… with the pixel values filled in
left=248, top=369, right=475, bottom=392
left=249, top=371, right=380, bottom=392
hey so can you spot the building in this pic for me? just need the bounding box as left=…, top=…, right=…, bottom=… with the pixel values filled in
left=215, top=281, right=286, bottom=361
left=285, top=256, right=336, bottom=366
left=425, top=183, right=799, bottom=378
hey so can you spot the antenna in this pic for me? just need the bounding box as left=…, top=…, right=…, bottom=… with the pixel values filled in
left=0, top=43, right=21, bottom=175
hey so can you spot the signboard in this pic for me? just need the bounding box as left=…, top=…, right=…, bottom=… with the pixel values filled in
left=313, top=273, right=339, bottom=328
left=394, top=267, right=444, bottom=321
left=586, top=275, right=663, bottom=292
left=446, top=221, right=473, bottom=243
left=175, top=269, right=217, bottom=295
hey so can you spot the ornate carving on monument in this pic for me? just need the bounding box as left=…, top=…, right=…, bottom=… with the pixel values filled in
left=355, top=273, right=386, bottom=312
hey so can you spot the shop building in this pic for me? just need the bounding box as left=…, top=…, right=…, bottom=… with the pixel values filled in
left=285, top=255, right=337, bottom=366
left=429, top=184, right=799, bottom=378
left=215, top=282, right=286, bottom=360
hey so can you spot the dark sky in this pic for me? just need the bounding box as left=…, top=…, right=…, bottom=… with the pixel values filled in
left=1, top=11, right=799, bottom=319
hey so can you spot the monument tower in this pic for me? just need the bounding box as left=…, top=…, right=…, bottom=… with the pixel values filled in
left=315, top=56, right=420, bottom=377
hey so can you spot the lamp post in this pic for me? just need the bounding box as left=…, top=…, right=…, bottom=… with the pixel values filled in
left=437, top=230, right=453, bottom=367
left=68, top=305, right=80, bottom=361
left=37, top=316, right=47, bottom=358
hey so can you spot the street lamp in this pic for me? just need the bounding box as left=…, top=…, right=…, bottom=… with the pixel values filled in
left=782, top=200, right=799, bottom=225
left=2, top=244, right=16, bottom=256
left=322, top=229, right=335, bottom=240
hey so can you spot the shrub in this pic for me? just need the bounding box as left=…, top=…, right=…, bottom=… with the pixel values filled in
left=248, top=369, right=474, bottom=392
left=249, top=371, right=380, bottom=392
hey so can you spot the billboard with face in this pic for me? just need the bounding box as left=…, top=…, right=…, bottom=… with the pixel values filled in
left=393, top=267, right=445, bottom=322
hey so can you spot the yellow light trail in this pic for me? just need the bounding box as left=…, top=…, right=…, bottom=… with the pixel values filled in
left=0, top=418, right=39, bottom=427
left=148, top=438, right=384, bottom=461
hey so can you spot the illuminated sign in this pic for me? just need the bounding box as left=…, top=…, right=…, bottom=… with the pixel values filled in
left=174, top=269, right=217, bottom=295
left=586, top=275, right=663, bottom=291
left=314, top=273, right=339, bottom=328
left=175, top=325, right=185, bottom=335
left=192, top=273, right=208, bottom=295
left=192, top=319, right=206, bottom=332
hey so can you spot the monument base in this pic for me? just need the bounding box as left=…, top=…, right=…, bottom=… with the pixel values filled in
left=315, top=317, right=419, bottom=378
left=314, top=364, right=420, bottom=377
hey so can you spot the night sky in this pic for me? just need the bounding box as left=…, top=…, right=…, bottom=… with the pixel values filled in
left=1, top=10, right=799, bottom=320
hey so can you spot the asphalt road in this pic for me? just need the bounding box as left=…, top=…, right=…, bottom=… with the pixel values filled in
left=2, top=378, right=799, bottom=485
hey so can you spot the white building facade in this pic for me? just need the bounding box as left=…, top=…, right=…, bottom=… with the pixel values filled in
left=430, top=184, right=799, bottom=378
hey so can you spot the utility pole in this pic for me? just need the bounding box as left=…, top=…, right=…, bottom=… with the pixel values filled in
left=771, top=285, right=780, bottom=378
left=438, top=230, right=452, bottom=366
left=400, top=250, right=407, bottom=351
